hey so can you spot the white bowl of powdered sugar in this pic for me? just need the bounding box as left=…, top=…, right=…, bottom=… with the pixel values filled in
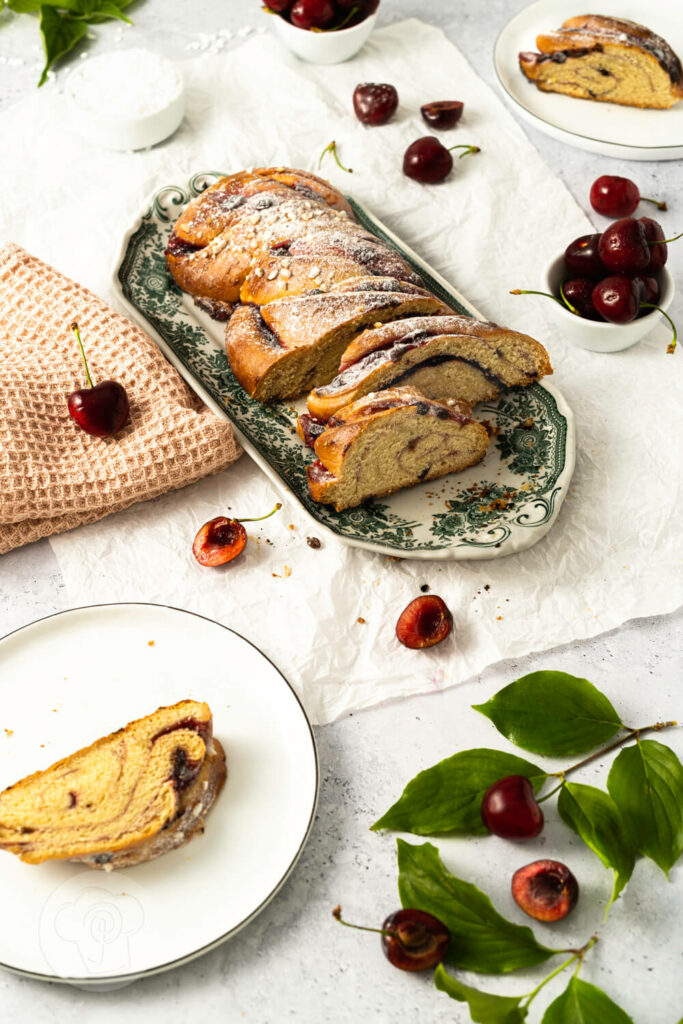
left=65, top=49, right=185, bottom=151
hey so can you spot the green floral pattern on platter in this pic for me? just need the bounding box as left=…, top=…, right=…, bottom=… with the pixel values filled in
left=114, top=174, right=574, bottom=559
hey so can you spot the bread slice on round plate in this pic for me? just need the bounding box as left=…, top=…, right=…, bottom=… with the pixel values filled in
left=0, top=700, right=226, bottom=870
left=519, top=14, right=683, bottom=109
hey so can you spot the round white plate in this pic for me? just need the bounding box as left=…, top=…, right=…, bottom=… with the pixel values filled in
left=0, top=604, right=318, bottom=986
left=494, top=0, right=683, bottom=160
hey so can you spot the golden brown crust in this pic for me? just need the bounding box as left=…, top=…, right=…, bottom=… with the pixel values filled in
left=225, top=280, right=452, bottom=402
left=166, top=168, right=357, bottom=304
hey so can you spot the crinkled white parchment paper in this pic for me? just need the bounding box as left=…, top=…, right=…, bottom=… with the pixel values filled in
left=0, top=20, right=680, bottom=724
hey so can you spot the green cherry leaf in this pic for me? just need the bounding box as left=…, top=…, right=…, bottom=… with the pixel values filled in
left=434, top=965, right=528, bottom=1023
left=397, top=840, right=557, bottom=973
left=372, top=749, right=545, bottom=835
left=607, top=739, right=683, bottom=877
left=557, top=782, right=635, bottom=904
left=542, top=977, right=634, bottom=1024
left=472, top=671, right=623, bottom=756
left=38, top=7, right=88, bottom=86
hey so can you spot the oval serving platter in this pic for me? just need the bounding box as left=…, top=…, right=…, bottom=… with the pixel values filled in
left=113, top=173, right=575, bottom=561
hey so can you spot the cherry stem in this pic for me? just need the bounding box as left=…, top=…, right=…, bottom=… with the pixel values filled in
left=322, top=5, right=359, bottom=30
left=641, top=197, right=667, bottom=211
left=319, top=140, right=353, bottom=174
left=640, top=303, right=677, bottom=354
left=510, top=288, right=564, bottom=308
left=559, top=282, right=580, bottom=316
left=71, top=322, right=94, bottom=389
left=447, top=144, right=480, bottom=159
left=536, top=781, right=565, bottom=804
left=522, top=935, right=598, bottom=1008
left=650, top=230, right=683, bottom=244
left=332, top=905, right=395, bottom=939
left=237, top=502, right=282, bottom=524
left=549, top=721, right=678, bottom=782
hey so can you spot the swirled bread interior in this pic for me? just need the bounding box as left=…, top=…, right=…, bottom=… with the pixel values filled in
left=0, top=700, right=226, bottom=868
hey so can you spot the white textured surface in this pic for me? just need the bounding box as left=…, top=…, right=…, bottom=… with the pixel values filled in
left=1, top=19, right=680, bottom=725
left=0, top=0, right=681, bottom=1020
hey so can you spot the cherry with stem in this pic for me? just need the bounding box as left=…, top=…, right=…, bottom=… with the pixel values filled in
left=192, top=502, right=282, bottom=567
left=332, top=904, right=450, bottom=972
left=67, top=322, right=130, bottom=438
left=318, top=140, right=353, bottom=174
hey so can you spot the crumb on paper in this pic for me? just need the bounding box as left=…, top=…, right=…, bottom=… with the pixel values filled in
left=484, top=584, right=490, bottom=591
left=284, top=565, right=291, bottom=577
left=357, top=617, right=366, bottom=624
left=288, top=524, right=295, bottom=531
left=307, top=536, right=321, bottom=549
left=4, top=729, right=13, bottom=737
left=420, top=584, right=430, bottom=593
left=148, top=640, right=155, bottom=647
left=496, top=616, right=502, bottom=621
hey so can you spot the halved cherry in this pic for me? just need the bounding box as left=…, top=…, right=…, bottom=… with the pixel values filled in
left=192, top=503, right=281, bottom=566
left=396, top=595, right=453, bottom=649
left=420, top=100, right=464, bottom=130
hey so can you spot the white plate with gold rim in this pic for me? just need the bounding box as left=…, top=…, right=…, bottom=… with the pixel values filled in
left=0, top=603, right=317, bottom=987
left=494, top=0, right=683, bottom=160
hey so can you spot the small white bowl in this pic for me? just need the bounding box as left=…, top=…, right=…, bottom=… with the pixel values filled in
left=66, top=50, right=184, bottom=152
left=269, top=10, right=377, bottom=64
left=543, top=256, right=675, bottom=353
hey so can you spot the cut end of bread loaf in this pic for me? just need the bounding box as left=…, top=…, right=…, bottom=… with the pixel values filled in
left=0, top=701, right=226, bottom=868
left=306, top=387, right=491, bottom=511
left=306, top=316, right=553, bottom=421
left=519, top=14, right=683, bottom=109
left=226, top=281, right=452, bottom=401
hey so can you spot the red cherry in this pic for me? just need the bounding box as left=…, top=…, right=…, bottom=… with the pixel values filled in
left=563, top=234, right=605, bottom=279
left=66, top=323, right=129, bottom=438
left=290, top=0, right=335, bottom=29
left=420, top=101, right=464, bottom=130
left=395, top=595, right=453, bottom=649
left=353, top=83, right=398, bottom=125
left=589, top=175, right=666, bottom=218
left=332, top=905, right=449, bottom=972
left=591, top=275, right=640, bottom=324
left=598, top=217, right=650, bottom=274
left=634, top=274, right=660, bottom=307
left=403, top=136, right=479, bottom=184
left=265, top=0, right=294, bottom=11
left=481, top=775, right=544, bottom=840
left=511, top=860, right=579, bottom=922
left=192, top=503, right=281, bottom=567
left=561, top=278, right=601, bottom=319
left=639, top=217, right=668, bottom=272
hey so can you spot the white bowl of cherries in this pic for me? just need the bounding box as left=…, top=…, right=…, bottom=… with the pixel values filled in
left=266, top=0, right=379, bottom=64
left=514, top=176, right=678, bottom=354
